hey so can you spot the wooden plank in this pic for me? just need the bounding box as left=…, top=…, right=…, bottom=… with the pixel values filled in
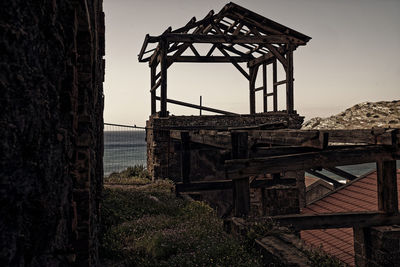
left=252, top=146, right=319, bottom=158
left=181, top=132, right=191, bottom=184
left=324, top=167, right=358, bottom=181
left=176, top=180, right=233, bottom=192
left=155, top=96, right=237, bottom=115
left=249, top=66, right=257, bottom=114
left=377, top=160, right=398, bottom=214
left=225, top=145, right=395, bottom=179
left=274, top=80, right=287, bottom=86
left=306, top=169, right=343, bottom=188
left=325, top=129, right=397, bottom=145
left=272, top=211, right=400, bottom=231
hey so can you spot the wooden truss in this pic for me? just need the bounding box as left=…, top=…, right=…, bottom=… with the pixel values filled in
left=138, top=3, right=311, bottom=117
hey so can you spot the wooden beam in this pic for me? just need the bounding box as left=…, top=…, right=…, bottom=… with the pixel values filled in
left=248, top=46, right=287, bottom=68
left=225, top=145, right=395, bottom=179
left=377, top=160, right=398, bottom=214
left=252, top=146, right=320, bottom=158
left=155, top=96, right=237, bottom=115
left=217, top=45, right=250, bottom=80
left=176, top=180, right=233, bottom=193
left=170, top=130, right=231, bottom=149
left=324, top=167, right=358, bottom=181
left=245, top=129, right=329, bottom=149
left=163, top=33, right=293, bottom=44
left=249, top=66, right=258, bottom=114
left=167, top=56, right=248, bottom=63
left=273, top=59, right=278, bottom=111
left=150, top=64, right=156, bottom=114
left=286, top=47, right=294, bottom=113
left=263, top=63, right=267, bottom=112
left=150, top=78, right=161, bottom=92
left=160, top=39, right=168, bottom=117
left=306, top=169, right=343, bottom=188
left=272, top=211, right=400, bottom=231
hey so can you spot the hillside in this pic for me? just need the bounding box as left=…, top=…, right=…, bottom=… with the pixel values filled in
left=302, top=100, right=400, bottom=129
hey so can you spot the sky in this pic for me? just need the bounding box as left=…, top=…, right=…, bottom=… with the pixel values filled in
left=103, top=0, right=400, bottom=126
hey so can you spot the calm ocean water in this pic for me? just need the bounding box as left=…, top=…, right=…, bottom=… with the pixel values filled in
left=104, top=130, right=146, bottom=176
left=103, top=129, right=399, bottom=180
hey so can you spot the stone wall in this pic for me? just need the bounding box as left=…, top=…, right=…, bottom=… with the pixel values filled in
left=0, top=1, right=104, bottom=266
left=354, top=226, right=400, bottom=267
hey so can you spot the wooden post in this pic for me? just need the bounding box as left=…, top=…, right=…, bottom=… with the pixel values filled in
left=249, top=67, right=256, bottom=114
left=181, top=132, right=191, bottom=184
left=199, top=95, right=202, bottom=116
left=263, top=63, right=267, bottom=112
left=160, top=39, right=168, bottom=117
left=286, top=47, right=294, bottom=113
left=376, top=160, right=398, bottom=214
left=273, top=59, right=278, bottom=112
left=150, top=64, right=156, bottom=114
left=231, top=132, right=250, bottom=217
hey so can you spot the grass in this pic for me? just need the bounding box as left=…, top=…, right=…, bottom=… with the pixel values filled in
left=100, top=166, right=346, bottom=267
left=100, top=169, right=264, bottom=266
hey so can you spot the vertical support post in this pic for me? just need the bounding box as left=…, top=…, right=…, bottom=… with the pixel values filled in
left=286, top=47, right=294, bottom=113
left=377, top=160, right=398, bottom=214
left=199, top=95, right=202, bottom=116
left=273, top=59, right=278, bottom=112
left=181, top=131, right=191, bottom=184
left=150, top=64, right=156, bottom=115
left=263, top=63, right=267, bottom=112
left=249, top=67, right=256, bottom=114
left=160, top=39, right=168, bottom=117
left=231, top=132, right=250, bottom=217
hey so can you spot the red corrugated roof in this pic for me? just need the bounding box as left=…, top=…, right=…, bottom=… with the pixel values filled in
left=301, top=169, right=400, bottom=266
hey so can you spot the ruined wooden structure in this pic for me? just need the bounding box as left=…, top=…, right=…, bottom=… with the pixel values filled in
left=139, top=2, right=311, bottom=116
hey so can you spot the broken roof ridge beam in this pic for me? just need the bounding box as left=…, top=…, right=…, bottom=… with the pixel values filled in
left=324, top=167, right=358, bottom=181
left=154, top=96, right=237, bottom=115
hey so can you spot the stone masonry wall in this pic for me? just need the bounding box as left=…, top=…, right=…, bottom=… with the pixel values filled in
left=354, top=226, right=400, bottom=267
left=0, top=1, right=104, bottom=266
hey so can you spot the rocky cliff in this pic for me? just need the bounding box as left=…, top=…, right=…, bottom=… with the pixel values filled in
left=302, top=100, right=400, bottom=129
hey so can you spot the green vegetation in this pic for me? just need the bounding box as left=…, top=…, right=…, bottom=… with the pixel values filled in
left=100, top=168, right=263, bottom=266
left=100, top=166, right=346, bottom=267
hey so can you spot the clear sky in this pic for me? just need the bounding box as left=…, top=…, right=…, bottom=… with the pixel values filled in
left=103, top=0, right=400, bottom=126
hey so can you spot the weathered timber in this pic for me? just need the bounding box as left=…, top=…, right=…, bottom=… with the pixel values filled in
left=249, top=66, right=258, bottom=114
left=150, top=78, right=161, bottom=92
left=251, top=146, right=319, bottom=158
left=245, top=130, right=328, bottom=149
left=160, top=39, right=168, bottom=117
left=306, top=169, right=343, bottom=188
left=324, top=167, right=358, bottom=181
left=181, top=132, right=191, bottom=184
left=377, top=160, right=398, bottom=214
left=286, top=47, right=294, bottom=113
left=325, top=128, right=398, bottom=145
left=168, top=56, right=249, bottom=63
left=150, top=64, right=156, bottom=114
left=228, top=122, right=288, bottom=131
left=263, top=63, right=267, bottom=112
left=176, top=180, right=233, bottom=192
left=225, top=145, right=395, bottom=179
left=231, top=132, right=250, bottom=217
left=250, top=178, right=297, bottom=188
left=217, top=45, right=250, bottom=80
left=273, top=59, right=278, bottom=111
left=155, top=96, right=237, bottom=115
left=272, top=211, right=400, bottom=231
left=170, top=130, right=231, bottom=149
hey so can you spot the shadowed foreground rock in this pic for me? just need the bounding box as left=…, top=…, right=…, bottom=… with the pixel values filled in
left=0, top=0, right=104, bottom=266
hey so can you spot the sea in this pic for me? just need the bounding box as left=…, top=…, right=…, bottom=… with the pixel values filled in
left=103, top=129, right=399, bottom=181
left=104, top=130, right=147, bottom=176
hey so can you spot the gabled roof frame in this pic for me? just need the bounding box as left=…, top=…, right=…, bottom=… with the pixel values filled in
left=138, top=2, right=311, bottom=117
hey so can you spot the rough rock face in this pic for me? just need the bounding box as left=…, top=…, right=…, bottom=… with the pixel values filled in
left=0, top=1, right=104, bottom=266
left=302, top=100, right=400, bottom=129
